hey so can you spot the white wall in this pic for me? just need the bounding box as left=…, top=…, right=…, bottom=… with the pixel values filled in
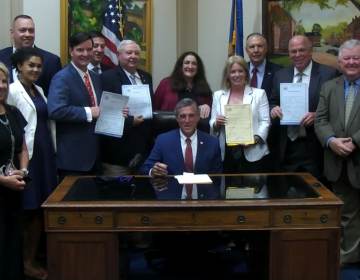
left=152, top=0, right=177, bottom=89
left=23, top=0, right=60, bottom=55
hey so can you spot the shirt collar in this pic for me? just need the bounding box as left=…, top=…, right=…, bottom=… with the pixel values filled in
left=123, top=68, right=140, bottom=79
left=179, top=129, right=197, bottom=142
left=250, top=59, right=266, bottom=74
left=88, top=63, right=100, bottom=71
left=71, top=61, right=90, bottom=78
left=344, top=77, right=360, bottom=87
left=294, top=60, right=312, bottom=77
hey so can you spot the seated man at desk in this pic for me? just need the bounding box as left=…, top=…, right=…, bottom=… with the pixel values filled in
left=141, top=98, right=222, bottom=176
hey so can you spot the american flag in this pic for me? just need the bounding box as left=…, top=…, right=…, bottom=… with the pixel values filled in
left=101, top=0, right=123, bottom=66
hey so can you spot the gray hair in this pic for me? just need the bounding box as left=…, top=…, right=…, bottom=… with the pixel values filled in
left=339, top=39, right=360, bottom=58
left=117, top=40, right=140, bottom=53
left=174, top=98, right=199, bottom=116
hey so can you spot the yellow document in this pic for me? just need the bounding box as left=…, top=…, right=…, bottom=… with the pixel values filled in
left=225, top=104, right=254, bottom=145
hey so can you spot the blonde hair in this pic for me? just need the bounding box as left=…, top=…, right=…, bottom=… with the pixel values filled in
left=221, top=55, right=249, bottom=89
left=0, top=62, right=9, bottom=85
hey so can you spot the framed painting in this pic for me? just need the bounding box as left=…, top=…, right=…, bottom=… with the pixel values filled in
left=60, top=0, right=152, bottom=72
left=263, top=0, right=360, bottom=67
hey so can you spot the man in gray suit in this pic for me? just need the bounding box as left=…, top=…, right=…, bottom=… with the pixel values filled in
left=270, top=35, right=337, bottom=177
left=315, top=39, right=360, bottom=265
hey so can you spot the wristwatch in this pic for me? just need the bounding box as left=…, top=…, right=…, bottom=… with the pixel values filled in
left=20, top=168, right=29, bottom=177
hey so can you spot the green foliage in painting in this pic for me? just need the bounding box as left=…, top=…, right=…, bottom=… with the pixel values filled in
left=70, top=0, right=105, bottom=35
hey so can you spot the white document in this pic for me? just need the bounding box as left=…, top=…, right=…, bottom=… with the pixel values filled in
left=95, top=91, right=128, bottom=138
left=175, top=173, right=213, bottom=184
left=280, top=83, right=308, bottom=125
left=122, top=84, right=153, bottom=119
left=225, top=104, right=254, bottom=145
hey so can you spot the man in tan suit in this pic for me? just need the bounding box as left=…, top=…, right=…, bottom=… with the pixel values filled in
left=315, top=39, right=360, bottom=265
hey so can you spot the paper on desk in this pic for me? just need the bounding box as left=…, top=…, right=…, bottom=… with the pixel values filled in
left=175, top=173, right=213, bottom=184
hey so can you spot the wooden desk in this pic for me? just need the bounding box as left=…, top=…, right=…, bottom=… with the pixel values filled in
left=43, top=173, right=342, bottom=280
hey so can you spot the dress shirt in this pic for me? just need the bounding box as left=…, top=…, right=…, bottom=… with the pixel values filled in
left=249, top=59, right=266, bottom=88
left=180, top=130, right=198, bottom=199
left=123, top=69, right=143, bottom=85
left=71, top=61, right=98, bottom=122
left=326, top=78, right=360, bottom=147
left=293, top=60, right=312, bottom=87
left=179, top=129, right=198, bottom=165
left=88, top=63, right=102, bottom=74
left=344, top=78, right=360, bottom=99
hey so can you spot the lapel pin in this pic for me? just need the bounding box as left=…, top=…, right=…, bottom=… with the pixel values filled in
left=200, top=141, right=204, bottom=145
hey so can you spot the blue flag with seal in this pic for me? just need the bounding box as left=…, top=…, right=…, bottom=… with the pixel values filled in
left=228, top=0, right=243, bottom=56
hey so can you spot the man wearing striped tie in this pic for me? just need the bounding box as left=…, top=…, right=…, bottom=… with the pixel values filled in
left=269, top=35, right=337, bottom=178
left=315, top=39, right=360, bottom=266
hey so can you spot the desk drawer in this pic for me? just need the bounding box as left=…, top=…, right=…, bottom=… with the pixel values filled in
left=116, top=209, right=270, bottom=229
left=273, top=208, right=338, bottom=227
left=47, top=211, right=113, bottom=229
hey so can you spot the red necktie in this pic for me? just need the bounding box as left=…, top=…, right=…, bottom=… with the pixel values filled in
left=84, top=72, right=96, bottom=106
left=184, top=138, right=193, bottom=199
left=250, top=67, right=258, bottom=88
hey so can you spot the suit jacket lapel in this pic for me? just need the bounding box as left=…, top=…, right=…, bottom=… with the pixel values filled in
left=243, top=86, right=253, bottom=104
left=261, top=61, right=271, bottom=89
left=17, top=81, right=36, bottom=110
left=194, top=132, right=205, bottom=172
left=308, top=62, right=320, bottom=110
left=335, top=77, right=346, bottom=129
left=69, top=64, right=93, bottom=105
left=347, top=81, right=360, bottom=128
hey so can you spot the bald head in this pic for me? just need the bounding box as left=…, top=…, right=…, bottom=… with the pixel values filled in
left=288, top=35, right=313, bottom=72
left=11, top=15, right=35, bottom=49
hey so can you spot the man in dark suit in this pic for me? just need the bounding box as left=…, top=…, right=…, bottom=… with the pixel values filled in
left=0, top=14, right=61, bottom=94
left=88, top=31, right=112, bottom=74
left=47, top=32, right=101, bottom=180
left=246, top=33, right=282, bottom=171
left=246, top=33, right=281, bottom=99
left=315, top=39, right=360, bottom=265
left=100, top=40, right=153, bottom=175
left=270, top=35, right=337, bottom=178
left=141, top=98, right=222, bottom=177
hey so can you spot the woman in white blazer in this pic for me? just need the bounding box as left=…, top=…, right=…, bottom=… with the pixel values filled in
left=8, top=47, right=57, bottom=280
left=209, top=55, right=270, bottom=173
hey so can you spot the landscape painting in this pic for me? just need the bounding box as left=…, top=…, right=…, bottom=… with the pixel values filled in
left=264, top=0, right=360, bottom=67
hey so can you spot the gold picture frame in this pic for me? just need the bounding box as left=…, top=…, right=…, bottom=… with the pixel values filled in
left=60, top=0, right=152, bottom=72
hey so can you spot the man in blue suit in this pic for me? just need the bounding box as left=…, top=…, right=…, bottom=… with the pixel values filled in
left=48, top=32, right=102, bottom=180
left=141, top=98, right=222, bottom=177
left=0, top=14, right=61, bottom=94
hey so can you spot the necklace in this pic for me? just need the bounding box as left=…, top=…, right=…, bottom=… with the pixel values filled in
left=0, top=115, right=9, bottom=126
left=0, top=114, right=15, bottom=162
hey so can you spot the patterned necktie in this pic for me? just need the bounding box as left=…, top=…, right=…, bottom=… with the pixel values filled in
left=83, top=73, right=96, bottom=106
left=288, top=72, right=305, bottom=141
left=184, top=138, right=193, bottom=199
left=345, top=82, right=356, bottom=126
left=296, top=72, right=303, bottom=83
left=129, top=74, right=137, bottom=85
left=250, top=67, right=258, bottom=88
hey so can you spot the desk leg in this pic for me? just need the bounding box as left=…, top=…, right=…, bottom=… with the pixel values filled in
left=47, top=232, right=119, bottom=280
left=269, top=229, right=340, bottom=280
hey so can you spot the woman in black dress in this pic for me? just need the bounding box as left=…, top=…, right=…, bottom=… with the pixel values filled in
left=8, top=47, right=57, bottom=280
left=0, top=62, right=29, bottom=280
